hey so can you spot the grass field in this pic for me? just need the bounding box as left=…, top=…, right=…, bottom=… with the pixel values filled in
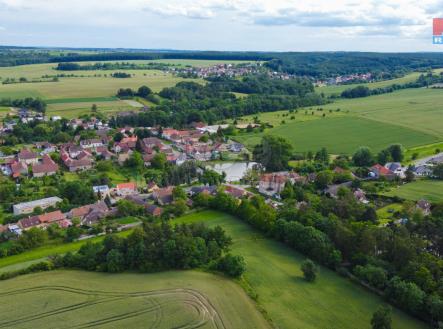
left=320, top=88, right=443, bottom=138
left=383, top=179, right=443, bottom=203
left=235, top=87, right=443, bottom=154
left=176, top=211, right=428, bottom=329
left=0, top=270, right=269, bottom=329
left=235, top=115, right=438, bottom=154
left=0, top=229, right=133, bottom=269
left=405, top=142, right=443, bottom=161
left=376, top=203, right=403, bottom=225
left=316, top=71, right=424, bottom=96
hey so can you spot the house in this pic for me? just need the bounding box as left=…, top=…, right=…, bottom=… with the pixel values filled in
left=18, top=216, right=41, bottom=230
left=18, top=210, right=66, bottom=230
left=188, top=185, right=217, bottom=196
left=115, top=182, right=138, bottom=196
left=35, top=142, right=57, bottom=154
left=369, top=164, right=396, bottom=180
left=11, top=161, right=28, bottom=178
left=223, top=184, right=253, bottom=199
left=413, top=165, right=433, bottom=177
left=92, top=185, right=110, bottom=198
left=17, top=149, right=39, bottom=165
left=416, top=199, right=432, bottom=216
left=259, top=172, right=303, bottom=196
left=146, top=204, right=163, bottom=217
left=32, top=154, right=59, bottom=177
left=13, top=196, right=63, bottom=215
left=67, top=201, right=110, bottom=226
left=38, top=210, right=66, bottom=226
left=80, top=138, right=104, bottom=149
left=66, top=158, right=93, bottom=172
left=152, top=186, right=174, bottom=205
left=117, top=149, right=133, bottom=165
left=429, top=154, right=443, bottom=165
left=385, top=162, right=405, bottom=178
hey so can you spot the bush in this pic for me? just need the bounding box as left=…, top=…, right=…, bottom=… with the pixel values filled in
left=215, top=254, right=246, bottom=278
left=301, top=259, right=318, bottom=282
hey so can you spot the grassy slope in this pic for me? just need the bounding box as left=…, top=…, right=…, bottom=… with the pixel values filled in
left=0, top=230, right=133, bottom=269
left=1, top=270, right=270, bottom=329
left=176, top=210, right=428, bottom=329
left=383, top=180, right=443, bottom=202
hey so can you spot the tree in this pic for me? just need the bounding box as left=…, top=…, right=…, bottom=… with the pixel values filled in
left=301, top=259, right=318, bottom=282
left=433, top=164, right=443, bottom=180
left=388, top=144, right=404, bottom=162
left=353, top=147, right=375, bottom=167
left=125, top=151, right=143, bottom=170
left=65, top=225, right=82, bottom=242
left=151, top=153, right=167, bottom=170
left=253, top=135, right=292, bottom=172
left=137, top=85, right=152, bottom=98
left=371, top=305, right=392, bottom=329
left=173, top=186, right=187, bottom=200
left=106, top=249, right=125, bottom=273
left=91, top=104, right=97, bottom=113
left=315, top=147, right=329, bottom=163
left=315, top=170, right=333, bottom=189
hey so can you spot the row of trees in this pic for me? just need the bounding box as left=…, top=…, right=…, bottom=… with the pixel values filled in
left=0, top=97, right=46, bottom=113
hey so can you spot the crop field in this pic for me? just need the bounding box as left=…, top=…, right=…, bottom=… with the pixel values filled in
left=176, top=211, right=428, bottom=329
left=0, top=270, right=269, bottom=329
left=235, top=87, right=443, bottom=154
left=320, top=88, right=443, bottom=138
left=235, top=115, right=437, bottom=154
left=383, top=179, right=443, bottom=203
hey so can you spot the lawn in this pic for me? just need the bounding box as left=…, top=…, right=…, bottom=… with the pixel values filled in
left=405, top=142, right=443, bottom=162
left=0, top=270, right=269, bottom=329
left=383, top=179, right=443, bottom=203
left=176, top=210, right=428, bottom=329
left=376, top=203, right=404, bottom=225
left=46, top=100, right=132, bottom=119
left=235, top=116, right=437, bottom=154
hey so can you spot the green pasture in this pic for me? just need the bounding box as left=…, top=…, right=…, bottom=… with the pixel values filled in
left=1, top=270, right=269, bottom=329
left=176, top=210, right=428, bottom=329
left=376, top=203, right=404, bottom=226
left=382, top=179, right=443, bottom=203
left=319, top=88, right=443, bottom=138
left=235, top=116, right=437, bottom=154
left=405, top=142, right=443, bottom=162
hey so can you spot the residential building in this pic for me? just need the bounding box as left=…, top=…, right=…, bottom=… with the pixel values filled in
left=32, top=154, right=59, bottom=177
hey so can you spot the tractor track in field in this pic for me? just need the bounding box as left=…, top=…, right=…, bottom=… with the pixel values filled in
left=0, top=285, right=226, bottom=329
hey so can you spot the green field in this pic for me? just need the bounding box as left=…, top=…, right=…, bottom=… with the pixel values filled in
left=0, top=230, right=133, bottom=269
left=235, top=115, right=438, bottom=154
left=383, top=179, right=443, bottom=203
left=0, top=270, right=269, bottom=329
left=176, top=211, right=428, bottom=329
left=235, top=87, right=443, bottom=154
left=316, top=71, right=424, bottom=96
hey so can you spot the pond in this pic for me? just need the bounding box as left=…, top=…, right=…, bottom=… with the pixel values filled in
left=207, top=162, right=257, bottom=182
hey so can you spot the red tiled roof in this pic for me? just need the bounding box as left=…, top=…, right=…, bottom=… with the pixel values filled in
left=38, top=210, right=65, bottom=223
left=117, top=182, right=137, bottom=190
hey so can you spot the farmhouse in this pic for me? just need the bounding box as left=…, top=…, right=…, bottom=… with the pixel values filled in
left=11, top=161, right=28, bottom=178
left=152, top=186, right=174, bottom=205
left=416, top=199, right=432, bottom=216
left=13, top=196, right=63, bottom=215
left=369, top=164, right=396, bottom=180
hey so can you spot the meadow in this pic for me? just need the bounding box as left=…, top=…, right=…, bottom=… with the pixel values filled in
left=234, top=87, right=443, bottom=154
left=0, top=270, right=269, bottom=329
left=315, top=71, right=424, bottom=96
left=235, top=115, right=438, bottom=154
left=177, top=210, right=428, bottom=329
left=383, top=179, right=443, bottom=203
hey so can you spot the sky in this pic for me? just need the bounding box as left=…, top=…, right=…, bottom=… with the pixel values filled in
left=1, top=0, right=443, bottom=52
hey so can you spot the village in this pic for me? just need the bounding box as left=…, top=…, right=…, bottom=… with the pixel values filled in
left=0, top=110, right=440, bottom=243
